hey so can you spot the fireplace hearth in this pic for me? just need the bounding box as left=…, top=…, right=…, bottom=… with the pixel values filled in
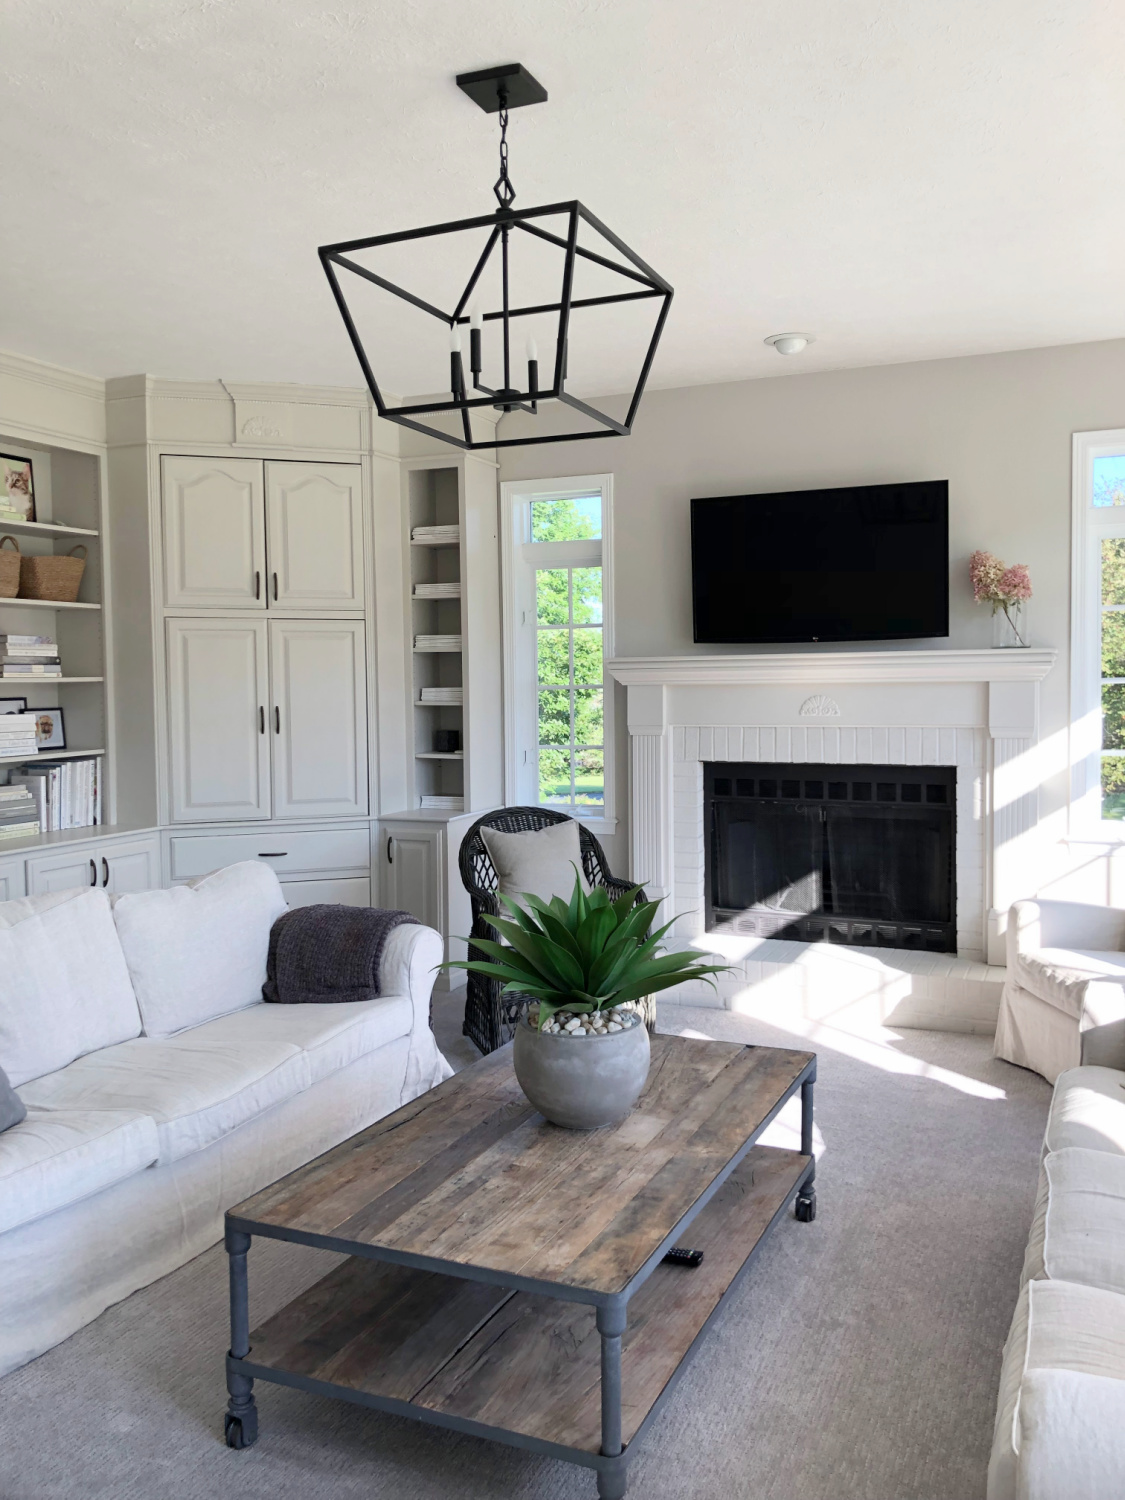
left=705, top=761, right=956, bottom=952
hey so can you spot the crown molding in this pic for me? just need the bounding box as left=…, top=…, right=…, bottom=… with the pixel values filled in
left=608, top=647, right=1058, bottom=687
left=0, top=348, right=104, bottom=400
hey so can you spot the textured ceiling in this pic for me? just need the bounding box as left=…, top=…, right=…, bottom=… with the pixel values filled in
left=3, top=0, right=1124, bottom=398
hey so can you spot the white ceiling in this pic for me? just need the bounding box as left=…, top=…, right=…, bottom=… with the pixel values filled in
left=3, top=0, right=1124, bottom=400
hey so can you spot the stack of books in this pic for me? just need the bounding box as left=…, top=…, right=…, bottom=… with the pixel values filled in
left=413, top=581, right=461, bottom=599
left=411, top=524, right=460, bottom=544
left=12, top=755, right=102, bottom=832
left=0, top=712, right=39, bottom=759
left=414, top=634, right=463, bottom=652
left=0, top=634, right=62, bottom=679
left=0, top=785, right=39, bottom=842
left=419, top=794, right=464, bottom=811
left=418, top=686, right=463, bottom=705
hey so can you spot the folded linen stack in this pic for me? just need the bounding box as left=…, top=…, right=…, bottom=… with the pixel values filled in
left=0, top=634, right=62, bottom=678
left=0, top=713, right=38, bottom=759
left=411, top=524, right=460, bottom=544
left=418, top=686, right=463, bottom=705
left=0, top=784, right=39, bottom=841
left=412, top=581, right=461, bottom=599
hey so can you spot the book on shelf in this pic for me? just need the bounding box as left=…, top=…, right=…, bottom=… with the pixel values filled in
left=412, top=582, right=462, bottom=598
left=418, top=687, right=463, bottom=704
left=0, top=823, right=40, bottom=842
left=419, top=795, right=464, bottom=810
left=411, top=524, right=460, bottom=541
left=1, top=666, right=62, bottom=677
left=0, top=714, right=40, bottom=757
left=11, top=755, right=102, bottom=833
left=0, top=635, right=55, bottom=646
left=414, top=635, right=463, bottom=651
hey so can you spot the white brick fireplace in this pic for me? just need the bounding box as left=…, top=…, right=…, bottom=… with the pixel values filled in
left=609, top=649, right=1057, bottom=982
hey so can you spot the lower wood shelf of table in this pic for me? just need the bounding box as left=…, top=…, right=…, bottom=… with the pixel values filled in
left=240, top=1144, right=811, bottom=1459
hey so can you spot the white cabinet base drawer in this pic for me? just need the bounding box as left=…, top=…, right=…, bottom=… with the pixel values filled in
left=169, top=828, right=370, bottom=882
left=281, top=877, right=371, bottom=909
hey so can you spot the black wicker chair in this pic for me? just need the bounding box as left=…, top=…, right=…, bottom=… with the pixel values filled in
left=459, top=806, right=652, bottom=1054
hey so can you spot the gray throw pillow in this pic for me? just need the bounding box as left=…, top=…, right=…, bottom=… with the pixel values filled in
left=480, top=821, right=592, bottom=913
left=0, top=1063, right=26, bottom=1133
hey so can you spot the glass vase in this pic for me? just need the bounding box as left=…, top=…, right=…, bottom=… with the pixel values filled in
left=993, top=600, right=1028, bottom=648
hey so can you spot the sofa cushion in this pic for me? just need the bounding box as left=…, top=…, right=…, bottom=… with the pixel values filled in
left=18, top=995, right=414, bottom=1165
left=0, top=1064, right=25, bottom=1133
left=1015, top=949, right=1125, bottom=1019
left=988, top=1278, right=1125, bottom=1500
left=1045, top=1067, right=1125, bottom=1157
left=0, top=1107, right=158, bottom=1234
left=479, top=820, right=591, bottom=913
left=1022, top=1149, right=1125, bottom=1294
left=112, top=861, right=288, bottom=1038
left=0, top=888, right=142, bottom=1087
left=1016, top=1368, right=1125, bottom=1500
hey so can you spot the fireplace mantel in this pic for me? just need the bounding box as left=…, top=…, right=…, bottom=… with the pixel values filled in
left=608, top=647, right=1057, bottom=687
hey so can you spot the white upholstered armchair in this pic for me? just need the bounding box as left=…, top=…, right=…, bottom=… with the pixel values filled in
left=994, top=899, right=1125, bottom=1082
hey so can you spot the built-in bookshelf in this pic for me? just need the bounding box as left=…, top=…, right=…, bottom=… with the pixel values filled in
left=0, top=432, right=110, bottom=832
left=408, top=467, right=465, bottom=809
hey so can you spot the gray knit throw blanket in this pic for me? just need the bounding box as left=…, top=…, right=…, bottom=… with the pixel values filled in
left=262, top=904, right=419, bottom=1005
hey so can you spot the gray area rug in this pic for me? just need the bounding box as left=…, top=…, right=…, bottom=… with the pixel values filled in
left=0, top=1000, right=1050, bottom=1500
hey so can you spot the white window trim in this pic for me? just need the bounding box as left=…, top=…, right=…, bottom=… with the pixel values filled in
left=1071, top=427, right=1125, bottom=838
left=500, top=473, right=616, bottom=833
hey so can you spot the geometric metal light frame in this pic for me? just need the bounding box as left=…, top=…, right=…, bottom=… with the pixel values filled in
left=319, top=200, right=674, bottom=451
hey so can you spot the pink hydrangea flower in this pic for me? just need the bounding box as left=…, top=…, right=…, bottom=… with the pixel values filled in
left=998, top=564, right=1032, bottom=602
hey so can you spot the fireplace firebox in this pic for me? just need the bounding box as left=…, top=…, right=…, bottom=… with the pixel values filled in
left=705, top=762, right=956, bottom=952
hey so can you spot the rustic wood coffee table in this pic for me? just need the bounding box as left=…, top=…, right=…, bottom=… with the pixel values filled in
left=223, top=1035, right=817, bottom=1498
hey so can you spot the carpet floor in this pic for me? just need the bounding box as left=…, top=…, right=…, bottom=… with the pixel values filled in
left=0, top=1001, right=1050, bottom=1500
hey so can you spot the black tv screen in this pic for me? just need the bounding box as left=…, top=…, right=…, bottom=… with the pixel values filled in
left=691, top=481, right=949, bottom=644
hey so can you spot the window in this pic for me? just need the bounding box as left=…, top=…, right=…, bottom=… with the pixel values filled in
left=501, top=476, right=614, bottom=828
left=1072, top=432, right=1125, bottom=829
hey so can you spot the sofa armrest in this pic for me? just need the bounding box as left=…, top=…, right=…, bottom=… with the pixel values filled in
left=1017, top=1368, right=1125, bottom=1500
left=1008, top=899, right=1125, bottom=962
left=378, top=923, right=444, bottom=1034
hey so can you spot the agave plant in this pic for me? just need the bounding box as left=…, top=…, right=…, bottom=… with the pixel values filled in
left=443, top=869, right=732, bottom=1030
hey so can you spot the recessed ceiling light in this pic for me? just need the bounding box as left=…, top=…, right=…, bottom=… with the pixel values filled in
left=764, top=332, right=815, bottom=356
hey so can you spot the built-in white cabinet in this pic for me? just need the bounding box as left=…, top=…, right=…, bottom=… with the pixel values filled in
left=162, top=457, right=267, bottom=610
left=161, top=456, right=363, bottom=615
left=166, top=619, right=272, bottom=823
left=281, top=876, right=371, bottom=908
left=269, top=619, right=368, bottom=820
left=26, top=833, right=160, bottom=896
left=0, top=858, right=26, bottom=902
left=166, top=618, right=368, bottom=824
left=381, top=822, right=443, bottom=931
left=265, top=462, right=364, bottom=611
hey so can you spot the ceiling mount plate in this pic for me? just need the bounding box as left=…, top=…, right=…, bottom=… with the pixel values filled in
left=456, top=63, right=548, bottom=113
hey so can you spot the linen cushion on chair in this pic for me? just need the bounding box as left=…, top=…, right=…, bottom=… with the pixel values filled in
left=1015, top=948, right=1125, bottom=1019
left=480, top=820, right=592, bottom=912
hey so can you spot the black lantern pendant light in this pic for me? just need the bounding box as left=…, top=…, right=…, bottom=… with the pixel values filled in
left=318, top=64, right=673, bottom=450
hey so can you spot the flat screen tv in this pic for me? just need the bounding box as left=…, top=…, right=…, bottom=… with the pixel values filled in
left=691, top=481, right=949, bottom=644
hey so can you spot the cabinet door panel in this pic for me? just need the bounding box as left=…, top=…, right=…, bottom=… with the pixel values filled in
left=27, top=850, right=98, bottom=895
left=281, top=877, right=371, bottom=909
left=265, top=461, right=364, bottom=610
left=102, top=837, right=160, bottom=894
left=167, top=619, right=271, bottom=823
left=0, top=858, right=25, bottom=902
left=162, top=456, right=266, bottom=609
left=381, top=824, right=441, bottom=930
left=270, top=620, right=368, bottom=820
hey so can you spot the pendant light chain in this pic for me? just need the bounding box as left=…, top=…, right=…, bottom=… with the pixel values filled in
left=493, top=90, right=516, bottom=208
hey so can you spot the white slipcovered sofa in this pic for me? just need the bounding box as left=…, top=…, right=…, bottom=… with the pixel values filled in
left=0, top=861, right=451, bottom=1376
left=987, top=1063, right=1125, bottom=1500
left=994, top=899, right=1125, bottom=1083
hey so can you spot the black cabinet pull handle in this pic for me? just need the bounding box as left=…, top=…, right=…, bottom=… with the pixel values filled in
left=386, top=835, right=394, bottom=865
left=259, top=706, right=265, bottom=734
left=254, top=570, right=261, bottom=600
left=89, top=858, right=97, bottom=886
left=272, top=571, right=278, bottom=601
left=274, top=705, right=280, bottom=734
left=101, top=857, right=109, bottom=887
left=257, top=852, right=288, bottom=858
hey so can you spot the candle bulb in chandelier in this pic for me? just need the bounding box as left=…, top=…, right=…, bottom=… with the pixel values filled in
left=526, top=335, right=538, bottom=401
left=449, top=325, right=465, bottom=399
left=469, top=306, right=483, bottom=378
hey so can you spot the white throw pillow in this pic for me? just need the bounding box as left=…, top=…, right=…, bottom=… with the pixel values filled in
left=0, top=889, right=142, bottom=1087
left=479, top=820, right=592, bottom=913
left=112, top=862, right=288, bottom=1038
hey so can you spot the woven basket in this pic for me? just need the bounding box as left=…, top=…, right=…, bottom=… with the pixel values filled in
left=19, top=545, right=87, bottom=603
left=0, top=536, right=20, bottom=598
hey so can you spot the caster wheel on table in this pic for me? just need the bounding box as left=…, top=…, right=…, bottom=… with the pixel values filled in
left=225, top=1411, right=258, bottom=1449
left=795, top=1192, right=816, bottom=1223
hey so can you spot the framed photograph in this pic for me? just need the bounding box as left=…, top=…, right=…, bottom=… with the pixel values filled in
left=0, top=697, right=28, bottom=715
left=32, top=707, right=65, bottom=750
left=0, top=454, right=35, bottom=523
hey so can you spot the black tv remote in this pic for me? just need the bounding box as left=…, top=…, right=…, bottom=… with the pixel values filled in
left=661, top=1247, right=704, bottom=1268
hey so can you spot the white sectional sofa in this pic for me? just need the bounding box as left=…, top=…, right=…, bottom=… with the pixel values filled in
left=0, top=861, right=451, bottom=1376
left=987, top=1063, right=1125, bottom=1499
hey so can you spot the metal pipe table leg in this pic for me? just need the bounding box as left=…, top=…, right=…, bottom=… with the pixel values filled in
left=224, top=1226, right=258, bottom=1448
left=596, top=1302, right=628, bottom=1499
left=795, top=1073, right=817, bottom=1222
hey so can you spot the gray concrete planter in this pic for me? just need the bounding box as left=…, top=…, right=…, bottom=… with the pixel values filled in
left=512, top=1013, right=651, bottom=1130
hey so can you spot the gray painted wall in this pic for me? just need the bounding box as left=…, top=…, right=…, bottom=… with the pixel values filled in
left=499, top=337, right=1125, bottom=901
